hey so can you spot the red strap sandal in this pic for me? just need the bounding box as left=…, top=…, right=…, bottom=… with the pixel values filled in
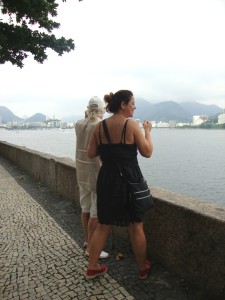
left=138, top=260, right=151, bottom=280
left=86, top=265, right=108, bottom=279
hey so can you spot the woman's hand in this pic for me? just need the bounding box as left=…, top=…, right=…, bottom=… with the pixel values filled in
left=142, top=120, right=152, bottom=131
left=132, top=119, right=153, bottom=158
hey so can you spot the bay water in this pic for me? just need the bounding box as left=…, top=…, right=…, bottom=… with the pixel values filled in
left=1, top=128, right=225, bottom=207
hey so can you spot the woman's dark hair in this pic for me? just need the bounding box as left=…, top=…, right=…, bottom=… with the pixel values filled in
left=104, top=90, right=133, bottom=113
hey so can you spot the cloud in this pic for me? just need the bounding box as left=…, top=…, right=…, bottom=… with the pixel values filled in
left=0, top=0, right=225, bottom=118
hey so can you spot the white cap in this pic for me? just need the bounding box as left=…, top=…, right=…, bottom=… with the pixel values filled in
left=87, top=96, right=105, bottom=112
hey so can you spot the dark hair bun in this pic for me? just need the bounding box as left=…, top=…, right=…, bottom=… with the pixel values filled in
left=104, top=90, right=133, bottom=113
left=104, top=92, right=113, bottom=104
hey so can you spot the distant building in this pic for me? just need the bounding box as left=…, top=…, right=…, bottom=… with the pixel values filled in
left=60, top=121, right=74, bottom=129
left=151, top=121, right=156, bottom=128
left=169, top=120, right=176, bottom=128
left=176, top=122, right=191, bottom=127
left=218, top=112, right=225, bottom=124
left=47, top=121, right=60, bottom=128
left=192, top=115, right=208, bottom=126
left=156, top=121, right=169, bottom=128
left=60, top=122, right=68, bottom=129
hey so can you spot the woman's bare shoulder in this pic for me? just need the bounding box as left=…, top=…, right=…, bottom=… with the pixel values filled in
left=127, top=119, right=140, bottom=130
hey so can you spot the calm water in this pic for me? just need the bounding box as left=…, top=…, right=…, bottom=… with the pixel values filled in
left=1, top=128, right=225, bottom=207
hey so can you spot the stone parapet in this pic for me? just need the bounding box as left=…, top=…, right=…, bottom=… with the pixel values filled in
left=0, top=141, right=225, bottom=300
left=0, top=141, right=80, bottom=209
left=144, top=189, right=225, bottom=299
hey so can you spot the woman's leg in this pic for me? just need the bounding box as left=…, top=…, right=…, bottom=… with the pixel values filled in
left=86, top=217, right=98, bottom=252
left=128, top=222, right=147, bottom=270
left=87, top=223, right=112, bottom=269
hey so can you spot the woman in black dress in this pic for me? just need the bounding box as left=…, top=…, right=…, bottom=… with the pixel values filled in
left=86, top=90, right=153, bottom=279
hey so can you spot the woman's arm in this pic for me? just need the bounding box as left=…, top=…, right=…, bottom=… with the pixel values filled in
left=87, top=123, right=99, bottom=158
left=133, top=120, right=153, bottom=158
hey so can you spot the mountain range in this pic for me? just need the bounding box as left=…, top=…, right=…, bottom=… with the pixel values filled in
left=134, top=99, right=223, bottom=123
left=0, top=106, right=47, bottom=124
left=0, top=101, right=223, bottom=124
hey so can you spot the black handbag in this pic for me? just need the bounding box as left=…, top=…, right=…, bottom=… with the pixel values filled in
left=128, top=179, right=154, bottom=214
left=116, top=167, right=154, bottom=215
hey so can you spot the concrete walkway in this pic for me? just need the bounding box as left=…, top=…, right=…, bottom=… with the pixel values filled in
left=0, top=156, right=200, bottom=300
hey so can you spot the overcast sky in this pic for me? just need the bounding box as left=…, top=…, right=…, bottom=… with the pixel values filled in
left=1, top=0, right=225, bottom=119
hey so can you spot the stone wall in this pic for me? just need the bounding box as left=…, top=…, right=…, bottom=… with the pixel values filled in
left=0, top=141, right=80, bottom=210
left=0, top=141, right=225, bottom=300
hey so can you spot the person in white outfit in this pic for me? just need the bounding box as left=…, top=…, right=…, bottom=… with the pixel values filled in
left=75, top=96, right=109, bottom=259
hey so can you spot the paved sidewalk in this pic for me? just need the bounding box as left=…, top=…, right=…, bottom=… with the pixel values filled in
left=0, top=156, right=200, bottom=300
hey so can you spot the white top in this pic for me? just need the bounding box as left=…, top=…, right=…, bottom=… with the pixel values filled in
left=75, top=116, right=101, bottom=192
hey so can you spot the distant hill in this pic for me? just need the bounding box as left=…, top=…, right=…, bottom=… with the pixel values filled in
left=179, top=101, right=223, bottom=116
left=150, top=101, right=192, bottom=122
left=1, top=101, right=223, bottom=124
left=0, top=107, right=47, bottom=123
left=134, top=98, right=153, bottom=120
left=25, top=113, right=46, bottom=122
left=134, top=100, right=223, bottom=122
left=134, top=100, right=191, bottom=122
left=0, top=106, right=23, bottom=123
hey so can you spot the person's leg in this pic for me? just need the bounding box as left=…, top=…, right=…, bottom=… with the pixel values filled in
left=87, top=223, right=112, bottom=269
left=79, top=186, right=91, bottom=246
left=81, top=212, right=90, bottom=246
left=86, top=217, right=98, bottom=251
left=128, top=222, right=147, bottom=270
left=87, top=191, right=99, bottom=249
left=85, top=192, right=109, bottom=259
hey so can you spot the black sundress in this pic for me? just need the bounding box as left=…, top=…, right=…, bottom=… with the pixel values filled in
left=97, top=119, right=145, bottom=227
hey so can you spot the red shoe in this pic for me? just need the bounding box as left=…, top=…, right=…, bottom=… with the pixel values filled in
left=146, top=260, right=151, bottom=268
left=86, top=265, right=108, bottom=279
left=138, top=260, right=151, bottom=280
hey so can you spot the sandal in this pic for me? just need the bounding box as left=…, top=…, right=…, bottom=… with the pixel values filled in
left=138, top=260, right=151, bottom=280
left=86, top=265, right=108, bottom=279
left=85, top=250, right=110, bottom=259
